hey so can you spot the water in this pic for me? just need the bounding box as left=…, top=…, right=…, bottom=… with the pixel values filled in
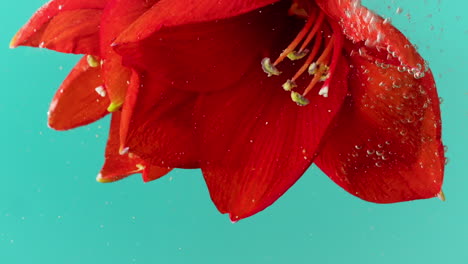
left=1, top=0, right=467, bottom=263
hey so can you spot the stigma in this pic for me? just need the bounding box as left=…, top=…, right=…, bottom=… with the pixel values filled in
left=261, top=2, right=340, bottom=106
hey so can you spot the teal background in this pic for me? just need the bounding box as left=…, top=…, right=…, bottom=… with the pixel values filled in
left=1, top=0, right=467, bottom=263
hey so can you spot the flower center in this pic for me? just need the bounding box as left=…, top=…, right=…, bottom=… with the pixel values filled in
left=261, top=2, right=339, bottom=106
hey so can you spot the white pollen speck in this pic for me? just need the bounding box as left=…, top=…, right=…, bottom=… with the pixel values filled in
left=94, top=86, right=106, bottom=97
left=318, top=86, right=329, bottom=98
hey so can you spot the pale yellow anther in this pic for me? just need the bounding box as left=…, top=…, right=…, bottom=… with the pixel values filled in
left=87, top=55, right=100, bottom=68
left=136, top=164, right=145, bottom=171
left=308, top=62, right=317, bottom=75
left=107, top=101, right=123, bottom=112
left=291, top=91, right=310, bottom=106
left=287, top=49, right=309, bottom=61
left=261, top=57, right=282, bottom=77
left=320, top=72, right=330, bottom=82
left=282, top=79, right=297, bottom=91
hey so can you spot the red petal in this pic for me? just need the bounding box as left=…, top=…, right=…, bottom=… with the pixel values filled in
left=98, top=112, right=171, bottom=183
left=141, top=166, right=173, bottom=183
left=196, top=56, right=349, bottom=221
left=315, top=53, right=444, bottom=203
left=316, top=0, right=424, bottom=70
left=11, top=0, right=107, bottom=54
left=114, top=1, right=292, bottom=93
left=48, top=56, right=109, bottom=130
left=119, top=72, right=200, bottom=168
left=114, top=0, right=279, bottom=45
left=100, top=0, right=158, bottom=107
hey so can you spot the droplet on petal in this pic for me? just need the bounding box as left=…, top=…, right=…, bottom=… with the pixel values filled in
left=119, top=147, right=129, bottom=155
left=87, top=55, right=100, bottom=68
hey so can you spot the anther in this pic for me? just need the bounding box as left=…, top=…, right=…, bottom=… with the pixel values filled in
left=261, top=57, right=281, bottom=77
left=282, top=79, right=297, bottom=91
left=291, top=91, right=310, bottom=106
left=287, top=49, right=309, bottom=60
left=320, top=72, right=330, bottom=82
left=308, top=62, right=317, bottom=75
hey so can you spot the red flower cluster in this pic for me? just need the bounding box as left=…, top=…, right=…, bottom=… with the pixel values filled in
left=12, top=0, right=445, bottom=221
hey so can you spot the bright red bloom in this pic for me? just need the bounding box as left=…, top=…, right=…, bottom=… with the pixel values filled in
left=13, top=0, right=445, bottom=221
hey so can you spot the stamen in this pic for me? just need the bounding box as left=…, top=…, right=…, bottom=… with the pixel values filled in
left=282, top=79, right=297, bottom=91
left=261, top=57, right=281, bottom=77
left=273, top=11, right=318, bottom=65
left=260, top=3, right=340, bottom=106
left=316, top=36, right=334, bottom=64
left=287, top=49, right=309, bottom=60
left=282, top=33, right=322, bottom=92
left=292, top=32, right=323, bottom=81
left=308, top=62, right=317, bottom=75
left=291, top=91, right=310, bottom=106
left=319, top=70, right=330, bottom=81
left=298, top=12, right=325, bottom=52
left=302, top=36, right=335, bottom=96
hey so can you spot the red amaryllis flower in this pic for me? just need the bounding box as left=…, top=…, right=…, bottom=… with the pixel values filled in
left=13, top=0, right=445, bottom=221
